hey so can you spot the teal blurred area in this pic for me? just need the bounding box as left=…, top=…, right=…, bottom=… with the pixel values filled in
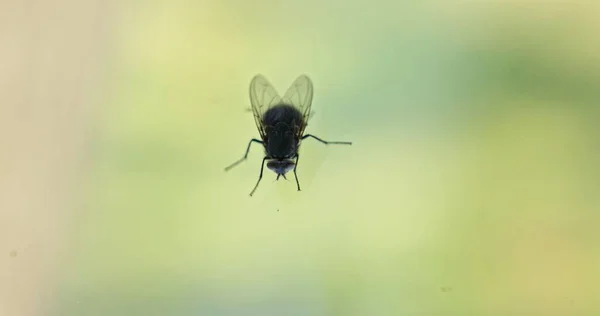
left=4, top=0, right=598, bottom=315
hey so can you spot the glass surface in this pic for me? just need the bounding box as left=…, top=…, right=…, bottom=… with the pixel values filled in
left=2, top=1, right=599, bottom=315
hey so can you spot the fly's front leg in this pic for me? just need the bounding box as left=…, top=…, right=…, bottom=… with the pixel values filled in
left=250, top=157, right=268, bottom=197
left=293, top=154, right=301, bottom=191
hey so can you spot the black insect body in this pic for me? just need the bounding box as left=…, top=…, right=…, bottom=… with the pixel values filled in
left=225, top=74, right=352, bottom=196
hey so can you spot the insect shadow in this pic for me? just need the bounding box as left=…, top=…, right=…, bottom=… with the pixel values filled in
left=225, top=74, right=352, bottom=196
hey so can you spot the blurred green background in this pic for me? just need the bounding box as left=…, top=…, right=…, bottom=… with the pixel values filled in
left=13, top=0, right=598, bottom=315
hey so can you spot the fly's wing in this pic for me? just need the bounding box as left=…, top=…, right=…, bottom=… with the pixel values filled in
left=249, top=74, right=283, bottom=140
left=281, top=74, right=314, bottom=137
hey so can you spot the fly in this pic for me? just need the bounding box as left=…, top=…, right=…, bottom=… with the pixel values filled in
left=225, top=74, right=352, bottom=196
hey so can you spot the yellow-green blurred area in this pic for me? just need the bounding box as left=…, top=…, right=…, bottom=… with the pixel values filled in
left=41, top=0, right=600, bottom=315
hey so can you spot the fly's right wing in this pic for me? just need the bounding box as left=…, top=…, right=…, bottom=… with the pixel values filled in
left=281, top=75, right=314, bottom=137
left=249, top=74, right=283, bottom=140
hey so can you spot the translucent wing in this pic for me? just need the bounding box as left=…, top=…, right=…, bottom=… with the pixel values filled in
left=249, top=74, right=283, bottom=140
left=281, top=74, right=314, bottom=137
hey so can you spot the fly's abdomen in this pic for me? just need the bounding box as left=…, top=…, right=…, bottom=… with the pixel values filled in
left=263, top=104, right=304, bottom=128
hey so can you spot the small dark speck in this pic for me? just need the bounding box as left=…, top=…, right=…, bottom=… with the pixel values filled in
left=9, top=250, right=18, bottom=258
left=277, top=209, right=279, bottom=212
left=440, top=286, right=452, bottom=293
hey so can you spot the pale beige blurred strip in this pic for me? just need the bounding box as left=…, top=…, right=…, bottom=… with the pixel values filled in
left=0, top=0, right=116, bottom=315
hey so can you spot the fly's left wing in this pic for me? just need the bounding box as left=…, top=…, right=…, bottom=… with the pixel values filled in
left=281, top=74, right=314, bottom=137
left=249, top=74, right=283, bottom=140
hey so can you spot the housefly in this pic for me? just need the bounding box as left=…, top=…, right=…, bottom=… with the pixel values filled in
left=225, top=74, right=352, bottom=196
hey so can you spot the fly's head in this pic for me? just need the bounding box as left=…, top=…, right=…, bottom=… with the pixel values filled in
left=267, top=159, right=295, bottom=177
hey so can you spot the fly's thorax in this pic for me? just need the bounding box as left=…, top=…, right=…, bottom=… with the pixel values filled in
left=265, top=129, right=298, bottom=159
left=262, top=104, right=304, bottom=159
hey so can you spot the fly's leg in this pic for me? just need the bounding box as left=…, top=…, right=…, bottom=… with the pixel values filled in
left=250, top=157, right=267, bottom=197
left=225, top=138, right=263, bottom=171
left=296, top=134, right=351, bottom=193
left=301, top=134, right=352, bottom=145
left=293, top=154, right=301, bottom=191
